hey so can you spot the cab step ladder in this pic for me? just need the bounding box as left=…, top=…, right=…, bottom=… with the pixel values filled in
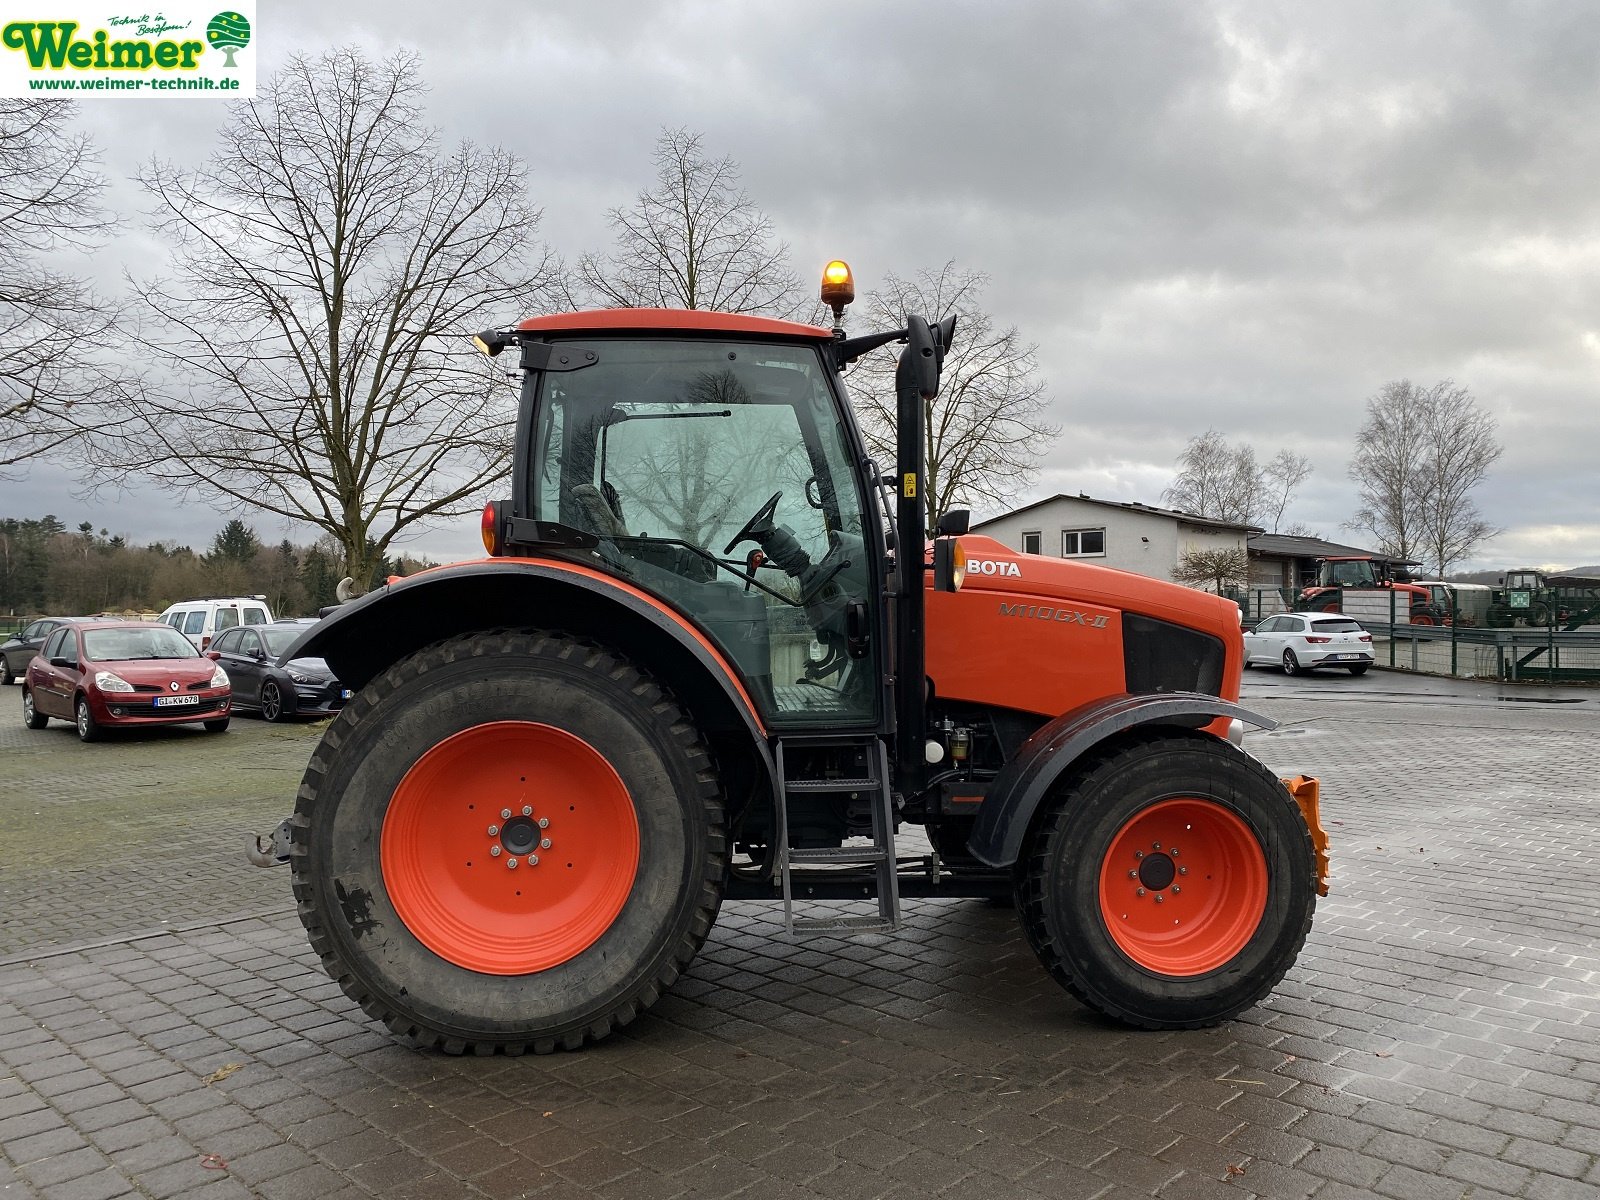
left=774, top=735, right=901, bottom=934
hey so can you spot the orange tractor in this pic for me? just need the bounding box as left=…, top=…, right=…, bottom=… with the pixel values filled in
left=258, top=264, right=1327, bottom=1054
left=1298, top=556, right=1444, bottom=625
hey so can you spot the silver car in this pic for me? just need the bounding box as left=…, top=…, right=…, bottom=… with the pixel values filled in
left=1244, top=612, right=1374, bottom=676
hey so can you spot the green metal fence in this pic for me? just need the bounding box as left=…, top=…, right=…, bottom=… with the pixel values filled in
left=1225, top=586, right=1600, bottom=682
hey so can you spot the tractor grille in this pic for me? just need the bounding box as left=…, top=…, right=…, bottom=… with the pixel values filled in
left=1123, top=614, right=1224, bottom=696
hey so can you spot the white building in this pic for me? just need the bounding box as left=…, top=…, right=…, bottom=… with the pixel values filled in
left=971, top=493, right=1259, bottom=584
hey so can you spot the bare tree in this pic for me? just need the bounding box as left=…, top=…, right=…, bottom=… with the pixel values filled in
left=0, top=100, right=127, bottom=474
left=91, top=50, right=553, bottom=593
left=1262, top=449, right=1312, bottom=534
left=1163, top=431, right=1261, bottom=523
left=1348, top=379, right=1501, bottom=575
left=1172, top=545, right=1250, bottom=594
left=571, top=127, right=801, bottom=315
left=848, top=263, right=1056, bottom=526
left=1163, top=432, right=1311, bottom=531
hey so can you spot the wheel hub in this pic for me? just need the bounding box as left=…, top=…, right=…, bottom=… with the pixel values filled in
left=497, top=814, right=542, bottom=858
left=1137, top=851, right=1176, bottom=891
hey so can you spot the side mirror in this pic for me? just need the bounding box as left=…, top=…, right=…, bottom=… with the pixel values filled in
left=205, top=650, right=222, bottom=661
left=935, top=509, right=971, bottom=537
left=50, top=656, right=70, bottom=668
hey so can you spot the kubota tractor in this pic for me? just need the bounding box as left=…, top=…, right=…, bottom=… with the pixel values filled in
left=255, top=262, right=1328, bottom=1055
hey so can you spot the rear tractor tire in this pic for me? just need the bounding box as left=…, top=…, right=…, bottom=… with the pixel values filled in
left=290, top=630, right=726, bottom=1055
left=1016, top=731, right=1316, bottom=1029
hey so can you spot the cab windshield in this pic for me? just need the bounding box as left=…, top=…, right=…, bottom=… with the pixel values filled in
left=530, top=338, right=876, bottom=725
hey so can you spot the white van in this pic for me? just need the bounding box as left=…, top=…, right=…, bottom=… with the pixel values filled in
left=158, top=596, right=275, bottom=650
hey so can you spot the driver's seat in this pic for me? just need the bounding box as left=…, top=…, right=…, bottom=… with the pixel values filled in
left=570, top=483, right=628, bottom=539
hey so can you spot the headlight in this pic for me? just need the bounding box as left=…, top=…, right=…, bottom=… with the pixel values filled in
left=210, top=664, right=229, bottom=688
left=94, top=671, right=134, bottom=693
left=288, top=670, right=317, bottom=685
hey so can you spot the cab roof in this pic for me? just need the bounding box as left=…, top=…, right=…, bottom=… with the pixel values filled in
left=516, top=308, right=833, bottom=340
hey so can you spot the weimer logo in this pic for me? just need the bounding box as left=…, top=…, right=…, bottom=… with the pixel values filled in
left=0, top=3, right=255, bottom=97
left=2, top=20, right=206, bottom=69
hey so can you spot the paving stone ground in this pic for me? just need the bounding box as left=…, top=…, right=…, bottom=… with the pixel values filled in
left=2, top=669, right=1599, bottom=1200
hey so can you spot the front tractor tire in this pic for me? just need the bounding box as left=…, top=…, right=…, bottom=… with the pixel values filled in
left=1017, top=731, right=1316, bottom=1030
left=290, top=630, right=726, bottom=1055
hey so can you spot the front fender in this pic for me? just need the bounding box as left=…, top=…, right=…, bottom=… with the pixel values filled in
left=966, top=692, right=1277, bottom=868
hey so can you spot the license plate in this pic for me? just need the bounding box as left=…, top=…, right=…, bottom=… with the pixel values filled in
left=1333, top=654, right=1361, bottom=661
left=154, top=694, right=199, bottom=707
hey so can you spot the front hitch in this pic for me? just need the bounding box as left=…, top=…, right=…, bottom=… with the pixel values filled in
left=247, top=817, right=293, bottom=867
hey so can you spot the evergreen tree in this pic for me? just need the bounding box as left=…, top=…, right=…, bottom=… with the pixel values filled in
left=300, top=545, right=338, bottom=610
left=207, top=518, right=263, bottom=564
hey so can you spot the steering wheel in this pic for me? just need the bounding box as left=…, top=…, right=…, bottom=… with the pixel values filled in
left=722, top=491, right=782, bottom=555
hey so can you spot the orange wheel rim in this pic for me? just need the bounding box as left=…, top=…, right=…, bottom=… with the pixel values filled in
left=381, top=721, right=640, bottom=975
left=1098, top=798, right=1267, bottom=976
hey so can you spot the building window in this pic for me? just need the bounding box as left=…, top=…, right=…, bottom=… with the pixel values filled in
left=1021, top=530, right=1041, bottom=555
left=1062, top=528, right=1106, bottom=557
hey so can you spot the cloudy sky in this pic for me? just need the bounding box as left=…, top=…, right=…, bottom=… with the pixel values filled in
left=8, top=0, right=1600, bottom=570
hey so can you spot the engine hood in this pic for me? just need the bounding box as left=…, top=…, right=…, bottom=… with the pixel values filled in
left=925, top=536, right=1243, bottom=718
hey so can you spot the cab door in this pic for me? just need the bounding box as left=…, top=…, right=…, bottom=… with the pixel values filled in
left=530, top=336, right=882, bottom=729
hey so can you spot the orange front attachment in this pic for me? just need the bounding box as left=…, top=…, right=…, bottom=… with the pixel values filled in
left=1097, top=798, right=1269, bottom=976
left=1282, top=775, right=1330, bottom=897
left=381, top=721, right=640, bottom=976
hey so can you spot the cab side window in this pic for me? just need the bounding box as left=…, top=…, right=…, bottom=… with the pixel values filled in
left=243, top=608, right=267, bottom=626
left=215, top=608, right=240, bottom=632
left=182, top=612, right=206, bottom=636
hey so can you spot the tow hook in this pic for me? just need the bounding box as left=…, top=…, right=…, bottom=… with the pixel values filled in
left=247, top=817, right=294, bottom=867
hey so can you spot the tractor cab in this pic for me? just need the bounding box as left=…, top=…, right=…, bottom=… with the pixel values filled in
left=504, top=321, right=881, bottom=727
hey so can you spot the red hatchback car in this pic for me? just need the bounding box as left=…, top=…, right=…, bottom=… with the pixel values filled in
left=22, top=621, right=232, bottom=741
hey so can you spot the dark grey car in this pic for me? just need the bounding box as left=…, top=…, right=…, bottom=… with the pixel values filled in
left=207, top=622, right=348, bottom=721
left=1, top=616, right=111, bottom=686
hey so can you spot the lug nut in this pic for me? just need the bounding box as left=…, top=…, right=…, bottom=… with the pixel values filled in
left=537, top=817, right=549, bottom=829
left=1152, top=842, right=1161, bottom=850
left=1128, top=870, right=1137, bottom=879
left=487, top=824, right=499, bottom=836
left=1135, top=850, right=1144, bottom=859
left=527, top=854, right=539, bottom=866
left=507, top=858, right=518, bottom=869
left=501, top=809, right=512, bottom=820
left=540, top=838, right=552, bottom=850
left=1154, top=894, right=1164, bottom=904
left=1171, top=848, right=1179, bottom=857
left=1136, top=888, right=1146, bottom=897
left=1179, top=866, right=1188, bottom=875
left=490, top=845, right=501, bottom=857
left=1172, top=886, right=1181, bottom=895
left=522, top=805, right=533, bottom=817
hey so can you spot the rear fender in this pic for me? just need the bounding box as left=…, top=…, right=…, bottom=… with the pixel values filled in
left=283, top=560, right=769, bottom=752
left=966, top=692, right=1278, bottom=868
